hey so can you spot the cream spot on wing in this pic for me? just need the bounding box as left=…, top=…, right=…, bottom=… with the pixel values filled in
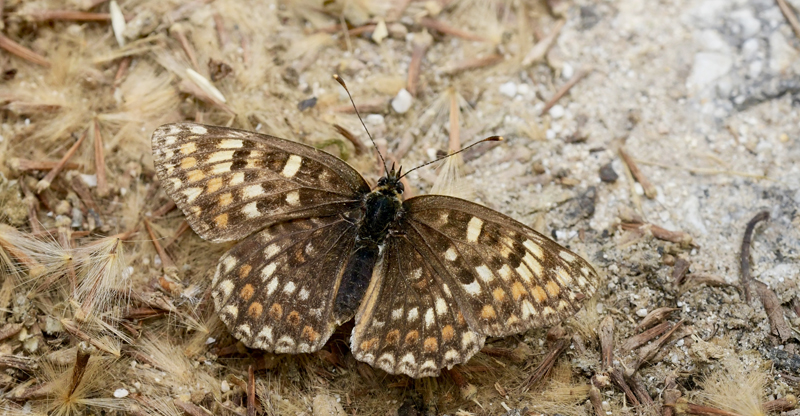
left=407, top=307, right=419, bottom=321
left=237, top=324, right=251, bottom=337
left=498, top=264, right=512, bottom=281
left=217, top=279, right=234, bottom=301
left=214, top=213, right=228, bottom=227
left=392, top=308, right=403, bottom=320
left=182, top=187, right=202, bottom=203
left=230, top=172, right=245, bottom=186
left=462, top=280, right=481, bottom=295
left=378, top=353, right=395, bottom=367
left=180, top=141, right=197, bottom=155
left=555, top=268, right=573, bottom=286
left=243, top=184, right=263, bottom=199
left=546, top=281, right=561, bottom=297
left=559, top=250, right=576, bottom=263
left=219, top=139, right=243, bottom=148
left=261, top=263, right=277, bottom=281
left=409, top=268, right=422, bottom=280
left=521, top=300, right=536, bottom=319
left=242, top=201, right=259, bottom=218
left=543, top=306, right=555, bottom=316
left=577, top=274, right=589, bottom=287
left=522, top=253, right=543, bottom=278
left=558, top=300, right=570, bottom=311
left=480, top=304, right=496, bottom=319
left=257, top=326, right=273, bottom=343
left=424, top=308, right=435, bottom=329
left=186, top=169, right=204, bottom=182
left=445, top=349, right=459, bottom=361
left=523, top=239, right=544, bottom=259
left=532, top=285, right=548, bottom=303
left=515, top=264, right=533, bottom=283
left=442, top=284, right=451, bottom=297
left=466, top=217, right=483, bottom=242
left=461, top=331, right=476, bottom=349
left=438, top=212, right=449, bottom=225
left=285, top=190, right=300, bottom=206
left=444, top=247, right=458, bottom=261
left=211, top=162, right=232, bottom=175
left=298, top=288, right=309, bottom=300
left=169, top=178, right=182, bottom=189
left=282, top=155, right=303, bottom=178
left=435, top=298, right=447, bottom=316
left=277, top=336, right=295, bottom=348
left=180, top=157, right=197, bottom=169
left=222, top=256, right=237, bottom=273
left=163, top=135, right=177, bottom=146
left=222, top=304, right=238, bottom=319
left=207, top=177, right=223, bottom=193
left=265, top=244, right=281, bottom=258
left=266, top=277, right=279, bottom=295
left=283, top=281, right=296, bottom=294
left=207, top=150, right=235, bottom=164
left=401, top=353, right=416, bottom=366
left=421, top=359, right=436, bottom=371
left=190, top=125, right=207, bottom=134
left=475, top=264, right=494, bottom=283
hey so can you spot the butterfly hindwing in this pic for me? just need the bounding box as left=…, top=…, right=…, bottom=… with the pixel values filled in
left=351, top=235, right=484, bottom=378
left=211, top=214, right=359, bottom=353
left=152, top=123, right=370, bottom=242
left=402, top=195, right=600, bottom=337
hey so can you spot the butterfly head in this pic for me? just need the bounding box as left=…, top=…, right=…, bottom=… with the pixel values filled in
left=376, top=164, right=404, bottom=197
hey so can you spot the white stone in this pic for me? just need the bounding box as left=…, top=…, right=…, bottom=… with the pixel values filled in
left=221, top=380, right=230, bottom=393
left=636, top=308, right=648, bottom=318
left=741, top=39, right=759, bottom=59
left=545, top=129, right=556, bottom=140
left=686, top=52, right=732, bottom=90
left=548, top=104, right=565, bottom=119
left=748, top=61, right=763, bottom=79
left=80, top=174, right=98, bottom=187
left=391, top=88, right=413, bottom=113
left=499, top=81, right=517, bottom=98
left=113, top=388, right=129, bottom=398
left=562, top=63, right=574, bottom=79
left=731, top=9, right=761, bottom=38
left=769, top=31, right=798, bottom=72
left=695, top=29, right=729, bottom=53
left=365, top=114, right=384, bottom=125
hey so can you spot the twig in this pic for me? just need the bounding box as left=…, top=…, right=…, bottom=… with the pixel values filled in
left=673, top=257, right=691, bottom=285
left=114, top=57, right=131, bottom=86
left=674, top=399, right=741, bottom=416
left=448, top=87, right=461, bottom=152
left=67, top=347, right=91, bottom=396
left=407, top=30, right=433, bottom=96
left=333, top=124, right=368, bottom=155
left=522, top=20, right=565, bottom=66
left=37, top=130, right=87, bottom=192
left=151, top=200, right=176, bottom=218
left=171, top=25, right=199, bottom=70
left=143, top=219, right=176, bottom=272
left=71, top=175, right=100, bottom=214
left=625, top=373, right=654, bottom=405
left=162, top=220, right=189, bottom=249
left=621, top=321, right=671, bottom=353
left=24, top=10, right=111, bottom=21
left=247, top=365, right=256, bottom=416
left=213, top=13, right=229, bottom=48
left=0, top=34, right=50, bottom=67
left=763, top=395, right=798, bottom=412
left=419, top=18, right=487, bottom=42
left=739, top=211, right=769, bottom=303
left=635, top=307, right=679, bottom=331
left=663, top=374, right=681, bottom=416
left=174, top=400, right=213, bottom=416
left=619, top=147, right=657, bottom=199
left=60, top=319, right=120, bottom=356
left=540, top=69, right=591, bottom=116
left=441, top=53, right=503, bottom=75
left=777, top=0, right=800, bottom=40
left=628, top=319, right=685, bottom=375
left=9, top=158, right=82, bottom=172
left=755, top=281, right=793, bottom=343
left=599, top=316, right=614, bottom=368
left=521, top=338, right=567, bottom=391
left=93, top=119, right=109, bottom=197
left=0, top=323, right=23, bottom=342
left=588, top=383, right=604, bottom=416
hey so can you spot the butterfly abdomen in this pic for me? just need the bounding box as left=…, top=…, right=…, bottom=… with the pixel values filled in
left=333, top=185, right=403, bottom=322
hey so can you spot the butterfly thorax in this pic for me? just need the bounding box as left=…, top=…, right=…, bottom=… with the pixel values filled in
left=332, top=175, right=404, bottom=322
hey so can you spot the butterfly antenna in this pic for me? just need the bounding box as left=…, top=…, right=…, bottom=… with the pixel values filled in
left=333, top=74, right=388, bottom=174
left=399, top=136, right=504, bottom=180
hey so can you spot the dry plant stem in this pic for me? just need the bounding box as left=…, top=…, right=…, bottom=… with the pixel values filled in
left=739, top=211, right=769, bottom=303
left=407, top=32, right=432, bottom=96
left=0, top=34, right=50, bottom=67
left=172, top=27, right=200, bottom=70
left=247, top=365, right=256, bottom=416
left=0, top=353, right=36, bottom=371
left=522, top=20, right=565, bottom=66
left=625, top=373, right=654, bottom=405
left=151, top=200, right=176, bottom=218
left=61, top=319, right=119, bottom=356
left=777, top=0, right=800, bottom=39
left=174, top=399, right=213, bottom=416
left=445, top=367, right=468, bottom=388
left=589, top=384, right=604, bottom=416
left=676, top=399, right=742, bottom=416
left=347, top=24, right=377, bottom=36
left=37, top=130, right=88, bottom=192
left=448, top=89, right=461, bottom=152
left=25, top=10, right=111, bottom=21
left=619, top=221, right=694, bottom=246
left=419, top=18, right=487, bottom=42
left=629, top=319, right=685, bottom=375
left=114, top=57, right=131, bottom=86
left=333, top=124, right=369, bottom=155
left=387, top=0, right=412, bottom=21
left=162, top=220, right=190, bottom=249
left=480, top=346, right=522, bottom=362
left=18, top=181, right=44, bottom=235
left=93, top=119, right=109, bottom=197
left=71, top=175, right=101, bottom=214
left=599, top=315, right=614, bottom=368
left=10, top=158, right=82, bottom=171
left=442, top=53, right=503, bottom=75
left=0, top=323, right=23, bottom=342
left=179, top=79, right=235, bottom=114
left=663, top=374, right=681, bottom=416
left=0, top=232, right=42, bottom=271
left=621, top=321, right=671, bottom=353
left=673, top=257, right=690, bottom=285
left=213, top=13, right=229, bottom=47
left=636, top=307, right=679, bottom=331
left=755, top=281, right=793, bottom=342
left=619, top=147, right=657, bottom=199
left=522, top=338, right=567, bottom=391
left=540, top=69, right=590, bottom=116
left=67, top=347, right=91, bottom=396
left=763, top=395, right=799, bottom=412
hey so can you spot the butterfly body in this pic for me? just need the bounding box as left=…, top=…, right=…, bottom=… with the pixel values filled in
left=152, top=122, right=600, bottom=378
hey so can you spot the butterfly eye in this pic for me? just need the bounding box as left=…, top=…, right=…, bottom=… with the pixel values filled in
left=396, top=181, right=404, bottom=194
left=377, top=177, right=388, bottom=187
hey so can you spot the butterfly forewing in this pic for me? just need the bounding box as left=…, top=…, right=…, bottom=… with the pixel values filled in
left=402, top=195, right=599, bottom=337
left=351, top=235, right=484, bottom=378
left=212, top=215, right=359, bottom=353
left=152, top=123, right=370, bottom=242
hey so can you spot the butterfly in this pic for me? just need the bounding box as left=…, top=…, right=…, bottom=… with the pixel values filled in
left=151, top=121, right=599, bottom=378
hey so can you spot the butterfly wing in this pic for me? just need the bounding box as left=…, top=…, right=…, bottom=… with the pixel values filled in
left=212, top=214, right=359, bottom=353
left=350, top=234, right=485, bottom=378
left=151, top=123, right=370, bottom=242
left=401, top=195, right=600, bottom=338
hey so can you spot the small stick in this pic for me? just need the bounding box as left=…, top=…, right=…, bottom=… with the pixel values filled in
left=0, top=323, right=23, bottom=342
left=609, top=368, right=640, bottom=406
left=9, top=158, right=81, bottom=172
left=114, top=57, right=131, bottom=86
left=71, top=175, right=101, bottom=214
left=247, top=365, right=256, bottom=416
left=635, top=307, right=679, bottom=332
left=777, top=0, right=800, bottom=40
left=628, top=319, right=685, bottom=375
left=619, top=222, right=694, bottom=246
left=162, top=220, right=190, bottom=249
left=174, top=400, right=213, bottom=416
left=620, top=321, right=671, bottom=353
left=540, top=69, right=590, bottom=116
left=0, top=33, right=50, bottom=67
left=67, top=347, right=91, bottom=397
left=24, top=10, right=111, bottom=21
left=755, top=281, right=793, bottom=342
left=522, top=20, right=565, bottom=66
left=420, top=18, right=487, bottom=42
left=625, top=373, right=654, bottom=405
left=674, top=399, right=741, bottom=416
left=347, top=24, right=377, bottom=37
left=151, top=200, right=176, bottom=218
left=386, top=0, right=412, bottom=21
left=213, top=13, right=229, bottom=48
left=599, top=315, right=614, bottom=368
left=442, top=53, right=503, bottom=75
left=663, top=374, right=681, bottom=416
left=673, top=257, right=691, bottom=285
left=60, top=319, right=120, bottom=356
left=763, top=395, right=798, bottom=412
left=407, top=30, right=433, bottom=96
left=93, top=119, right=109, bottom=197
left=143, top=219, right=176, bottom=272
left=521, top=338, right=567, bottom=390
left=333, top=124, right=368, bottom=155
left=448, top=88, right=461, bottom=152
left=480, top=346, right=524, bottom=362
left=739, top=211, right=769, bottom=303
left=171, top=25, right=199, bottom=70
left=619, top=147, right=657, bottom=199
left=37, top=130, right=88, bottom=192
left=588, top=383, right=604, bottom=416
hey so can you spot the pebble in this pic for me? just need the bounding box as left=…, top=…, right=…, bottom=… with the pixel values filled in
left=769, top=31, right=798, bottom=72
left=562, top=63, right=574, bottom=79
left=731, top=8, right=761, bottom=38
left=599, top=162, right=618, bottom=182
left=741, top=38, right=759, bottom=58
left=636, top=308, right=648, bottom=317
left=114, top=389, right=129, bottom=398
left=546, top=129, right=556, bottom=140
left=548, top=104, right=565, bottom=119
left=499, top=81, right=517, bottom=97
left=687, top=52, right=732, bottom=90
left=388, top=22, right=407, bottom=39
left=391, top=88, right=412, bottom=113
left=221, top=380, right=230, bottom=393
left=80, top=174, right=98, bottom=187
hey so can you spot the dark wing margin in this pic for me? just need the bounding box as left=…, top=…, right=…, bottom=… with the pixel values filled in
left=151, top=123, right=370, bottom=242
left=402, top=195, right=600, bottom=337
left=211, top=215, right=358, bottom=353
left=350, top=235, right=484, bottom=378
